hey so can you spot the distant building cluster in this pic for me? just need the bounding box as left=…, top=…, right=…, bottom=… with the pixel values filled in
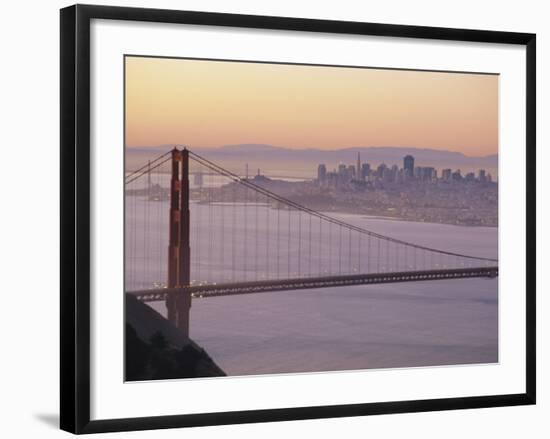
left=183, top=152, right=498, bottom=227
left=316, top=153, right=493, bottom=189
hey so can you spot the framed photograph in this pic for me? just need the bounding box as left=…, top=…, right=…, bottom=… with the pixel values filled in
left=60, top=4, right=536, bottom=434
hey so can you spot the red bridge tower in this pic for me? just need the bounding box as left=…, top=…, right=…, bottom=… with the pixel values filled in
left=166, top=147, right=191, bottom=337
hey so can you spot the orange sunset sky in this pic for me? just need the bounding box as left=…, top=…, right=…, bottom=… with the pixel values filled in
left=125, top=56, right=498, bottom=157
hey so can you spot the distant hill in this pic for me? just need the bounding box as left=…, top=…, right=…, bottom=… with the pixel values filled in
left=126, top=144, right=498, bottom=178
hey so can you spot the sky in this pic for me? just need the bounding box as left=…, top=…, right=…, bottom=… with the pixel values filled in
left=125, top=56, right=498, bottom=157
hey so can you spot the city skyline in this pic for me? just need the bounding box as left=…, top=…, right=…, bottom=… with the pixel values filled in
left=125, top=144, right=499, bottom=183
left=125, top=57, right=498, bottom=156
left=315, top=152, right=494, bottom=186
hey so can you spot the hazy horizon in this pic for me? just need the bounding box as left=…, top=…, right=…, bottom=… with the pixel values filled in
left=126, top=143, right=498, bottom=159
left=125, top=143, right=498, bottom=180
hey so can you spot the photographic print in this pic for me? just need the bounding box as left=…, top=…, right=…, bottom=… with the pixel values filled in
left=124, top=56, right=499, bottom=381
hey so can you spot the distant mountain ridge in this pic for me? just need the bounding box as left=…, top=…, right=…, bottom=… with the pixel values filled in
left=127, top=143, right=497, bottom=174
left=130, top=143, right=496, bottom=160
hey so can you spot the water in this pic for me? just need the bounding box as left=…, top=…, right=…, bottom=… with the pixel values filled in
left=182, top=278, right=497, bottom=374
left=125, top=198, right=495, bottom=290
left=126, top=195, right=498, bottom=376
left=125, top=171, right=307, bottom=191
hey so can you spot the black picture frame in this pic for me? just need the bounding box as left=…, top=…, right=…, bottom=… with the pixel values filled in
left=60, top=4, right=536, bottom=434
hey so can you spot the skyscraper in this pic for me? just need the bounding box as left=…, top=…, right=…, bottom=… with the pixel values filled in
left=317, top=164, right=327, bottom=186
left=416, top=166, right=436, bottom=181
left=361, top=163, right=371, bottom=180
left=403, top=155, right=415, bottom=178
left=478, top=169, right=486, bottom=182
left=356, top=152, right=362, bottom=181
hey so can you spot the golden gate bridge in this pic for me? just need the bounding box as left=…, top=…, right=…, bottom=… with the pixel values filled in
left=125, top=147, right=498, bottom=337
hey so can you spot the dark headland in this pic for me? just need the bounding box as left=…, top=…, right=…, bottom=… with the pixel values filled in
left=125, top=294, right=225, bottom=381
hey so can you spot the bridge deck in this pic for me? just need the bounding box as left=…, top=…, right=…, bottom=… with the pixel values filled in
left=128, top=266, right=498, bottom=302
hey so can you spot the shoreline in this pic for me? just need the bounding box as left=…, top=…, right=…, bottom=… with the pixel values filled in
left=356, top=213, right=498, bottom=228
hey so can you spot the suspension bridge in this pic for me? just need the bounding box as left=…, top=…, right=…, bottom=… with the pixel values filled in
left=125, top=147, right=498, bottom=337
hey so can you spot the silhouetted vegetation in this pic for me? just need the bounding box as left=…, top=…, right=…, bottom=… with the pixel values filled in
left=125, top=323, right=225, bottom=381
left=149, top=331, right=168, bottom=350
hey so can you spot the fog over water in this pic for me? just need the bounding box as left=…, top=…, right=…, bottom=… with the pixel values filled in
left=127, top=194, right=498, bottom=376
